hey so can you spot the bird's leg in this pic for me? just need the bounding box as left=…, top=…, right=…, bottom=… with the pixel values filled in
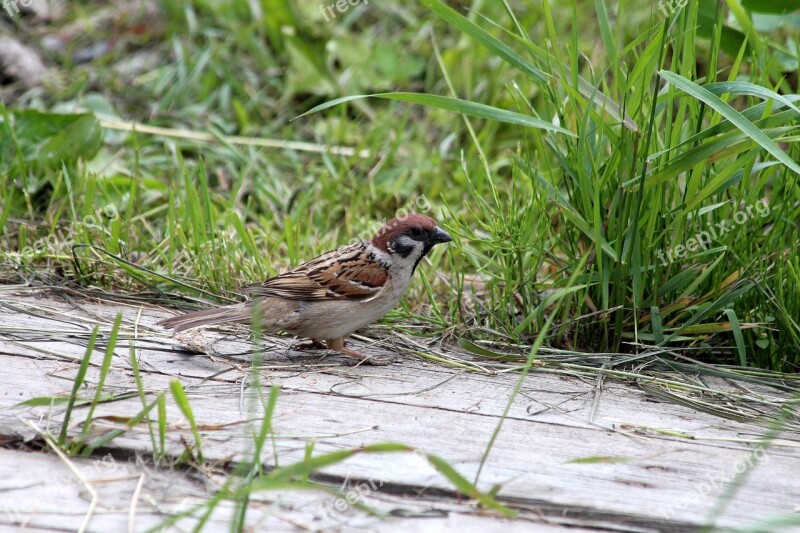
left=324, top=338, right=394, bottom=366
left=292, top=338, right=327, bottom=350
left=322, top=337, right=367, bottom=362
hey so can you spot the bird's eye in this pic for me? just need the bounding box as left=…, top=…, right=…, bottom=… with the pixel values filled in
left=409, top=227, right=424, bottom=238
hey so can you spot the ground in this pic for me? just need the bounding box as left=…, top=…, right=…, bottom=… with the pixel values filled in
left=1, top=288, right=798, bottom=531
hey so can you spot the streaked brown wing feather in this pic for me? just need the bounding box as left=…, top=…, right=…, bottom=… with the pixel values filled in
left=241, top=243, right=387, bottom=301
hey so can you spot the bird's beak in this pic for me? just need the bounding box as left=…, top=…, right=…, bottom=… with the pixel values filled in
left=430, top=227, right=453, bottom=244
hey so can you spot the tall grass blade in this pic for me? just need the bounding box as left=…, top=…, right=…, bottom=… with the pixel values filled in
left=659, top=70, right=800, bottom=174
left=300, top=93, right=575, bottom=137
left=59, top=326, right=99, bottom=445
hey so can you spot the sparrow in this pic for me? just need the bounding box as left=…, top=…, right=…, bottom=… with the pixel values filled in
left=159, top=213, right=452, bottom=363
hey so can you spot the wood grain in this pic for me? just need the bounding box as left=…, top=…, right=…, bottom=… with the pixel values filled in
left=1, top=289, right=798, bottom=532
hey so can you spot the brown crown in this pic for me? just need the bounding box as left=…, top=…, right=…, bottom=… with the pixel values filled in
left=370, top=213, right=438, bottom=253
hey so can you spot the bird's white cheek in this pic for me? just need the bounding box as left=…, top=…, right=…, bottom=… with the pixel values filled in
left=393, top=250, right=423, bottom=279
left=365, top=241, right=422, bottom=285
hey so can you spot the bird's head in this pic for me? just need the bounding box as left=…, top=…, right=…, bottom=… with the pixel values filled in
left=370, top=213, right=452, bottom=271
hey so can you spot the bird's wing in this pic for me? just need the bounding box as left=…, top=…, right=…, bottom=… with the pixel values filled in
left=240, top=243, right=388, bottom=301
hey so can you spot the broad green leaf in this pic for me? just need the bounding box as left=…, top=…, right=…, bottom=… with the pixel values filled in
left=0, top=111, right=102, bottom=173
left=659, top=71, right=800, bottom=175
left=704, top=81, right=800, bottom=115
left=648, top=97, right=800, bottom=161
left=35, top=115, right=102, bottom=165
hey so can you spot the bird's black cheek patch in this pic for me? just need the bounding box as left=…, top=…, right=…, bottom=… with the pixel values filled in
left=392, top=240, right=415, bottom=258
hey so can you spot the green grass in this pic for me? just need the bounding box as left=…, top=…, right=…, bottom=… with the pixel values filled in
left=1, top=0, right=798, bottom=373
left=3, top=3, right=799, bottom=527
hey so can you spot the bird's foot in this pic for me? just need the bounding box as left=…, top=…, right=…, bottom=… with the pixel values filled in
left=324, top=338, right=395, bottom=366
left=339, top=347, right=395, bottom=366
left=292, top=339, right=327, bottom=351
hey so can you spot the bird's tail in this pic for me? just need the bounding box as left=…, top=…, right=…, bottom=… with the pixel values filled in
left=158, top=302, right=251, bottom=333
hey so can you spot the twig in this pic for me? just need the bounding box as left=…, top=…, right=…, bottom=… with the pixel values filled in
left=128, top=474, right=145, bottom=533
left=21, top=419, right=98, bottom=533
left=99, top=118, right=372, bottom=158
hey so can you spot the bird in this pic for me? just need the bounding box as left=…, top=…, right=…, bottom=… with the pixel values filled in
left=159, top=213, right=452, bottom=363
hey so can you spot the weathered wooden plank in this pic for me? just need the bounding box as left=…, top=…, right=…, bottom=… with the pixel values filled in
left=1, top=291, right=787, bottom=445
left=1, top=290, right=799, bottom=532
left=0, top=448, right=608, bottom=532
